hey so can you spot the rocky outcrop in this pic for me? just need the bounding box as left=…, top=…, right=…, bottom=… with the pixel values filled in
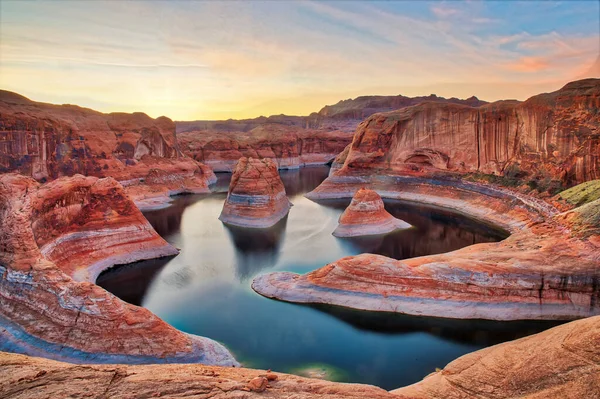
left=1, top=316, right=598, bottom=398
left=392, top=315, right=600, bottom=399
left=178, top=124, right=354, bottom=172
left=0, top=173, right=236, bottom=365
left=219, top=157, right=292, bottom=228
left=334, top=79, right=600, bottom=187
left=0, top=351, right=396, bottom=399
left=0, top=90, right=216, bottom=210
left=333, top=188, right=411, bottom=237
left=254, top=176, right=600, bottom=320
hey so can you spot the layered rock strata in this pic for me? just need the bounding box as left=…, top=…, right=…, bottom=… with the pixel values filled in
left=0, top=90, right=216, bottom=210
left=392, top=315, right=600, bottom=398
left=0, top=173, right=236, bottom=365
left=331, top=79, right=600, bottom=187
left=1, top=316, right=598, bottom=398
left=253, top=176, right=600, bottom=320
left=219, top=157, right=292, bottom=228
left=333, top=188, right=411, bottom=237
left=178, top=124, right=354, bottom=172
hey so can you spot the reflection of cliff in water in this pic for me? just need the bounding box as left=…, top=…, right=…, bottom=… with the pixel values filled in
left=280, top=166, right=331, bottom=197
left=224, top=216, right=288, bottom=281
left=310, top=304, right=565, bottom=346
left=143, top=194, right=207, bottom=237
left=96, top=256, right=175, bottom=306
left=319, top=199, right=508, bottom=260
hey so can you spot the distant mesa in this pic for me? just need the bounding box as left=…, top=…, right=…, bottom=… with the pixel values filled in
left=333, top=188, right=411, bottom=237
left=219, top=157, right=292, bottom=228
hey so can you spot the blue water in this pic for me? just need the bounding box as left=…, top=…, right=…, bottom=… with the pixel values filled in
left=98, top=166, right=562, bottom=390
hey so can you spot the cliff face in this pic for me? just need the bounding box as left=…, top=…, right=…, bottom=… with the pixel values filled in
left=0, top=90, right=216, bottom=208
left=338, top=79, right=600, bottom=187
left=219, top=157, right=291, bottom=228
left=0, top=173, right=236, bottom=365
left=178, top=124, right=354, bottom=172
left=257, top=178, right=600, bottom=320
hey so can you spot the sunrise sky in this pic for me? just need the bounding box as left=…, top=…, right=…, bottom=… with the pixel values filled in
left=1, top=0, right=598, bottom=120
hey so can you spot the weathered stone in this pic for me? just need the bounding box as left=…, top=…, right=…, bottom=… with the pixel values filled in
left=0, top=173, right=237, bottom=365
left=333, top=188, right=411, bottom=237
left=219, top=157, right=292, bottom=228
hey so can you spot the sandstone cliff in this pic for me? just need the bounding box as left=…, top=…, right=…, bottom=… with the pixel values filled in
left=256, top=177, right=600, bottom=320
left=335, top=79, right=600, bottom=187
left=0, top=90, right=216, bottom=209
left=178, top=124, right=353, bottom=172
left=0, top=173, right=236, bottom=365
left=219, top=157, right=291, bottom=228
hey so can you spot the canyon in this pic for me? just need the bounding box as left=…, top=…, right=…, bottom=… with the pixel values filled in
left=253, top=80, right=600, bottom=320
left=0, top=90, right=216, bottom=210
left=332, top=188, right=411, bottom=237
left=175, top=94, right=489, bottom=172
left=219, top=157, right=292, bottom=228
left=0, top=173, right=236, bottom=366
left=1, top=79, right=599, bottom=397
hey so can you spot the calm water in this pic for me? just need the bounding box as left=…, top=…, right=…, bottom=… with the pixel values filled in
left=98, top=166, right=562, bottom=390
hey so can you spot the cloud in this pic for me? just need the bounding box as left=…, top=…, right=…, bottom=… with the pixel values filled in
left=430, top=5, right=460, bottom=18
left=505, top=56, right=549, bottom=72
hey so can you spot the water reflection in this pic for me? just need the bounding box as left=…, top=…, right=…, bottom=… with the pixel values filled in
left=224, top=216, right=288, bottom=280
left=96, top=256, right=175, bottom=306
left=309, top=304, right=565, bottom=346
left=97, top=165, right=539, bottom=390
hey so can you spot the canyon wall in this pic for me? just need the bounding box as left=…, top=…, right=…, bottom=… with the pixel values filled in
left=0, top=173, right=236, bottom=365
left=178, top=124, right=354, bottom=172
left=0, top=90, right=216, bottom=208
left=337, top=79, right=600, bottom=187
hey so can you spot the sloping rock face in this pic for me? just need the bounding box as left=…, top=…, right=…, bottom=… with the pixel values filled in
left=333, top=188, right=411, bottom=237
left=0, top=351, right=396, bottom=399
left=335, top=79, right=600, bottom=187
left=392, top=315, right=600, bottom=399
left=0, top=90, right=216, bottom=209
left=178, top=124, right=354, bottom=172
left=219, top=158, right=291, bottom=228
left=1, top=316, right=598, bottom=398
left=256, top=177, right=600, bottom=320
left=0, top=173, right=236, bottom=365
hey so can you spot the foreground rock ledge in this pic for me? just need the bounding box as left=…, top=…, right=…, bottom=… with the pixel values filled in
left=219, top=157, right=292, bottom=228
left=1, top=316, right=598, bottom=398
left=333, top=188, right=411, bottom=237
left=253, top=174, right=600, bottom=320
left=0, top=173, right=237, bottom=366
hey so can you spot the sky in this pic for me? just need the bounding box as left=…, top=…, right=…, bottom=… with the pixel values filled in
left=0, top=0, right=599, bottom=120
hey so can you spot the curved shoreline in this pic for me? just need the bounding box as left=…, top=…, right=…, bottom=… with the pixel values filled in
left=253, top=173, right=600, bottom=321
left=0, top=173, right=239, bottom=367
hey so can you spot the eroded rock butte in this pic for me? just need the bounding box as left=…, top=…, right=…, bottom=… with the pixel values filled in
left=219, top=157, right=292, bottom=228
left=333, top=188, right=411, bottom=237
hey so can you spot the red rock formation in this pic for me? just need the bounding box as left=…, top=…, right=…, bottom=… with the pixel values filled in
left=0, top=173, right=236, bottom=365
left=393, top=315, right=600, bottom=398
left=333, top=188, right=411, bottom=237
left=1, top=316, right=598, bottom=398
left=335, top=79, right=600, bottom=187
left=178, top=124, right=354, bottom=172
left=0, top=351, right=396, bottom=399
left=255, top=177, right=600, bottom=320
left=219, top=158, right=291, bottom=228
left=0, top=90, right=216, bottom=209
